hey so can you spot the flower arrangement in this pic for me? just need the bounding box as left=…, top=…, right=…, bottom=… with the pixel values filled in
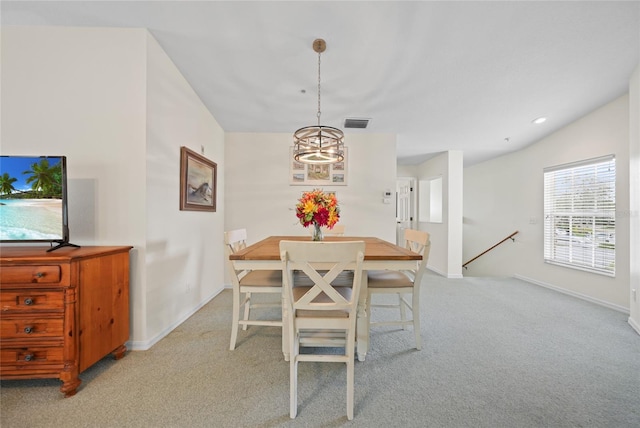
left=295, top=189, right=340, bottom=240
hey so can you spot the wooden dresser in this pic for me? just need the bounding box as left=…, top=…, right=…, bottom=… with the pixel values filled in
left=0, top=246, right=132, bottom=396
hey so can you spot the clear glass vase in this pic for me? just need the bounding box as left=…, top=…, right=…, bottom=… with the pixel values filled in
left=312, top=223, right=324, bottom=241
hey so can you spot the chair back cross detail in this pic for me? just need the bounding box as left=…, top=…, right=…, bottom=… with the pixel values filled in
left=280, top=240, right=365, bottom=420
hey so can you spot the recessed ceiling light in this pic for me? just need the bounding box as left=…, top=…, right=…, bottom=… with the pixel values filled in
left=532, top=117, right=547, bottom=124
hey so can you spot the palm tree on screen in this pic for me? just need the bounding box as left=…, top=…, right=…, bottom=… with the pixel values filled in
left=0, top=173, right=18, bottom=196
left=22, top=159, right=61, bottom=198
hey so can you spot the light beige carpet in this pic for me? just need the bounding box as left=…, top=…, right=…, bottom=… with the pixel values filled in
left=2, top=273, right=639, bottom=427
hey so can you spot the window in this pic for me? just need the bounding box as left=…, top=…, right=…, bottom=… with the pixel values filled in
left=543, top=155, right=615, bottom=276
left=419, top=176, right=442, bottom=223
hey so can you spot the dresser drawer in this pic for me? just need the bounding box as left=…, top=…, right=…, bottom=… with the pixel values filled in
left=1, top=246, right=132, bottom=396
left=1, top=346, right=64, bottom=367
left=0, top=265, right=62, bottom=284
left=1, top=317, right=64, bottom=339
left=1, top=290, right=65, bottom=313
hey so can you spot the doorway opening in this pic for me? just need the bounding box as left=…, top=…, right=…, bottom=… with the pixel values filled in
left=396, top=177, right=417, bottom=245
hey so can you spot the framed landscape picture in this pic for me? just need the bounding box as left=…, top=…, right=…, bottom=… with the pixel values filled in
left=180, top=146, right=217, bottom=212
left=289, top=147, right=348, bottom=186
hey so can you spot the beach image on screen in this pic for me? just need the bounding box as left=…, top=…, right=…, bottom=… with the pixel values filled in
left=0, top=156, right=64, bottom=241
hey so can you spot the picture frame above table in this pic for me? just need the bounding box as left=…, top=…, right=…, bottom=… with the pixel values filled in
left=289, top=147, right=348, bottom=186
left=180, top=146, right=217, bottom=212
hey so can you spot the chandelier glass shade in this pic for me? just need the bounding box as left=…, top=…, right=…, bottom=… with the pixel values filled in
left=293, top=39, right=345, bottom=164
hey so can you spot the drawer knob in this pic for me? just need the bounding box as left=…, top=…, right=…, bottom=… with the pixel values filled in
left=35, top=272, right=45, bottom=278
left=24, top=326, right=34, bottom=334
left=24, top=354, right=34, bottom=362
left=24, top=298, right=34, bottom=306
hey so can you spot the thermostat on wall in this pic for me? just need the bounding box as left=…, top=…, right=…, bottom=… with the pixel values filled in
left=383, top=189, right=392, bottom=204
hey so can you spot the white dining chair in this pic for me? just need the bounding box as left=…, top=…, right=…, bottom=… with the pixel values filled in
left=308, top=224, right=346, bottom=237
left=323, top=224, right=346, bottom=236
left=280, top=240, right=365, bottom=420
left=225, top=229, right=283, bottom=350
left=367, top=229, right=430, bottom=350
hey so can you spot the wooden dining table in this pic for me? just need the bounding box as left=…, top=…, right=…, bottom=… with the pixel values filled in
left=229, top=235, right=422, bottom=361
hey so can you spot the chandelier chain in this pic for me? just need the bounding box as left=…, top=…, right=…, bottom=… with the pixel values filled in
left=317, top=49, right=322, bottom=125
left=292, top=38, right=344, bottom=165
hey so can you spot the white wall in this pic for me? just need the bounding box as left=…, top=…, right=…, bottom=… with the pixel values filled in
left=397, top=164, right=418, bottom=177
left=1, top=26, right=148, bottom=246
left=224, top=133, right=397, bottom=249
left=413, top=151, right=464, bottom=278
left=1, top=27, right=226, bottom=349
left=143, top=33, right=225, bottom=349
left=464, top=95, right=631, bottom=310
left=629, top=65, right=640, bottom=333
left=1, top=26, right=149, bottom=338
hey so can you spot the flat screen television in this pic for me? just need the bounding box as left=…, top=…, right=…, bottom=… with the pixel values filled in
left=0, top=155, right=79, bottom=252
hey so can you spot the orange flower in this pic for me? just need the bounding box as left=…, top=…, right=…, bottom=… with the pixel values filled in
left=295, top=189, right=340, bottom=228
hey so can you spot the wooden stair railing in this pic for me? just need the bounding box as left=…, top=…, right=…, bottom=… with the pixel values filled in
left=463, top=230, right=519, bottom=269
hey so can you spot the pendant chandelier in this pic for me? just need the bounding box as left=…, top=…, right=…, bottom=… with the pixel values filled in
left=293, top=38, right=345, bottom=164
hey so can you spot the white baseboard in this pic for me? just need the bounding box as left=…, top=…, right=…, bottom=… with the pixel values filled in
left=628, top=316, right=640, bottom=336
left=514, top=274, right=630, bottom=315
left=126, top=287, right=225, bottom=351
left=427, top=265, right=464, bottom=279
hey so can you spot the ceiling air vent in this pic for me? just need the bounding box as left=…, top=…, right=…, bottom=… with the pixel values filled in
left=344, top=118, right=370, bottom=129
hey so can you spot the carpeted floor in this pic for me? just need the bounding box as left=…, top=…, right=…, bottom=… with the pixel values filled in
left=2, top=273, right=639, bottom=427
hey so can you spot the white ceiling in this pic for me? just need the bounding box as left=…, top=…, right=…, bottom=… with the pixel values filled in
left=2, top=1, right=639, bottom=166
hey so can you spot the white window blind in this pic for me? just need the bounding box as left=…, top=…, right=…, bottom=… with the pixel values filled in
left=543, top=155, right=616, bottom=276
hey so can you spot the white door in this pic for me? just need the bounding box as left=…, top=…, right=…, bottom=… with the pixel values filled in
left=396, top=178, right=416, bottom=245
